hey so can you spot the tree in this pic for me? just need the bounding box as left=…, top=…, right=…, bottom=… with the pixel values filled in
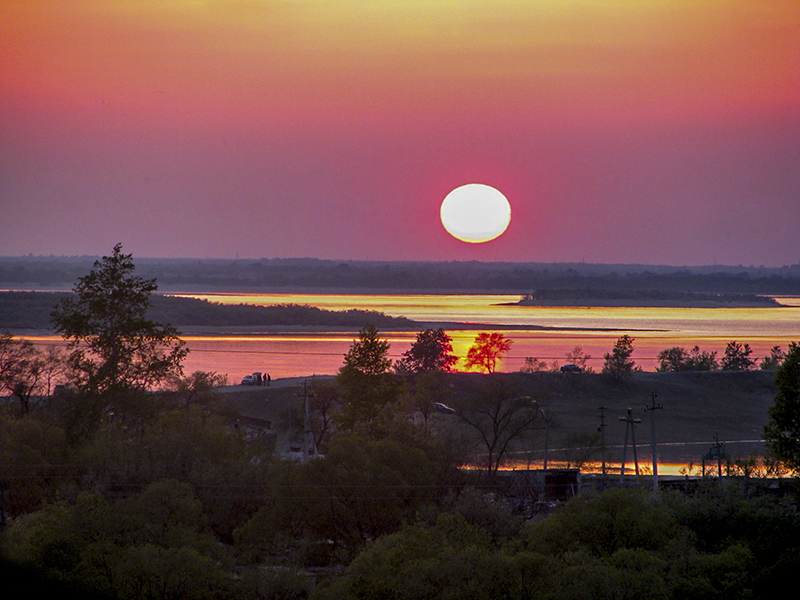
left=560, top=431, right=602, bottom=469
left=281, top=378, right=340, bottom=453
left=764, top=342, right=800, bottom=473
left=0, top=335, right=66, bottom=415
left=455, top=379, right=543, bottom=473
left=464, top=332, right=513, bottom=374
left=167, top=370, right=229, bottom=411
left=721, top=341, right=755, bottom=371
left=337, top=325, right=401, bottom=431
left=236, top=435, right=445, bottom=561
left=51, top=244, right=187, bottom=397
left=519, top=357, right=548, bottom=373
left=601, top=335, right=637, bottom=379
left=306, top=379, right=340, bottom=452
left=395, top=328, right=458, bottom=374
left=685, top=345, right=719, bottom=371
left=313, top=513, right=497, bottom=600
left=654, top=345, right=721, bottom=372
left=760, top=345, right=785, bottom=371
left=565, top=346, right=592, bottom=373
left=340, top=324, right=392, bottom=377
left=0, top=332, right=19, bottom=378
left=656, top=347, right=690, bottom=372
left=0, top=415, right=67, bottom=515
left=0, top=336, right=41, bottom=414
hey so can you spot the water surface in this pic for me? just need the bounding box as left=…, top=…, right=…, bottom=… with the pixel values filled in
left=25, top=293, right=798, bottom=381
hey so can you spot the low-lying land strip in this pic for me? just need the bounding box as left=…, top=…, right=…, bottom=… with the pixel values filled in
left=511, top=289, right=781, bottom=308
left=0, top=291, right=414, bottom=331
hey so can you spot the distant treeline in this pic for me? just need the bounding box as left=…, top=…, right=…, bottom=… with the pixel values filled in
left=2, top=256, right=800, bottom=294
left=0, top=291, right=415, bottom=330
left=519, top=289, right=780, bottom=307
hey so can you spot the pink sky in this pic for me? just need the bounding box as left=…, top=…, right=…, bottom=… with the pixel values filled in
left=1, top=1, right=798, bottom=265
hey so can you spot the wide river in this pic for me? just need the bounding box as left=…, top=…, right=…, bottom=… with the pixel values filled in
left=24, top=293, right=798, bottom=383
left=171, top=293, right=798, bottom=382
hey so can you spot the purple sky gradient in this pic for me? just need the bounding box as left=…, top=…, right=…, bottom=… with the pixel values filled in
left=1, top=2, right=798, bottom=266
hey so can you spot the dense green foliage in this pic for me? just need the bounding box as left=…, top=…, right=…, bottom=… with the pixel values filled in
left=51, top=244, right=188, bottom=397
left=395, top=328, right=458, bottom=374
left=316, top=486, right=800, bottom=600
left=722, top=341, right=757, bottom=371
left=336, top=325, right=405, bottom=433
left=656, top=345, right=720, bottom=372
left=764, top=342, right=800, bottom=473
left=2, top=369, right=797, bottom=599
left=760, top=345, right=786, bottom=371
left=602, top=334, right=638, bottom=379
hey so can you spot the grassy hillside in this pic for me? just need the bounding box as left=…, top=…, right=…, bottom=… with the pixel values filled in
left=227, top=370, right=778, bottom=468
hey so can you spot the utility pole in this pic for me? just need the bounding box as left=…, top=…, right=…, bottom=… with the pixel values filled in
left=598, top=406, right=608, bottom=475
left=539, top=406, right=549, bottom=471
left=295, top=380, right=318, bottom=459
left=701, top=434, right=726, bottom=478
left=645, top=392, right=663, bottom=492
left=713, top=433, right=724, bottom=478
left=619, top=408, right=641, bottom=483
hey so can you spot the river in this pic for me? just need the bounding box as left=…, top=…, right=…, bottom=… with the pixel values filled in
left=22, top=293, right=798, bottom=382
left=173, top=293, right=799, bottom=382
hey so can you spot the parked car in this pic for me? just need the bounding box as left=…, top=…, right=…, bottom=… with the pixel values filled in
left=433, top=402, right=456, bottom=415
left=241, top=375, right=256, bottom=385
left=560, top=364, right=583, bottom=373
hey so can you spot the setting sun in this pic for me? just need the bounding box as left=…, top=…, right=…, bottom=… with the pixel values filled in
left=440, top=184, right=511, bottom=244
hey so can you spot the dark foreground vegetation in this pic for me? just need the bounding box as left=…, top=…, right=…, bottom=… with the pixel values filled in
left=1, top=399, right=799, bottom=600
left=2, top=353, right=798, bottom=599
left=2, top=246, right=798, bottom=599
left=2, top=364, right=800, bottom=600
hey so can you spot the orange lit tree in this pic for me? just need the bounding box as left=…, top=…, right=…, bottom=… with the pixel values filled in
left=464, top=332, right=513, bottom=374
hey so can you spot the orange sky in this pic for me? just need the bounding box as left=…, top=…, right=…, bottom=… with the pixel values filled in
left=1, top=1, right=799, bottom=264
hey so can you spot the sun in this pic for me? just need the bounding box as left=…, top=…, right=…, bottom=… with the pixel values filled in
left=440, top=183, right=511, bottom=243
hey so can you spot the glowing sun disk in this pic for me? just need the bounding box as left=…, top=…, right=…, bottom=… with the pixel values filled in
left=440, top=183, right=511, bottom=243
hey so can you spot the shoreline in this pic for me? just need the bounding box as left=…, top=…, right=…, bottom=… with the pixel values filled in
left=6, top=321, right=665, bottom=338
left=3, top=286, right=793, bottom=306
left=506, top=299, right=782, bottom=308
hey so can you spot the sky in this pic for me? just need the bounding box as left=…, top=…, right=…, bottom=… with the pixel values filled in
left=1, top=0, right=799, bottom=266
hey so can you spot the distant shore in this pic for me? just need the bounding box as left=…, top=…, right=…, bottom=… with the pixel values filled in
left=507, top=290, right=782, bottom=309
left=508, top=299, right=782, bottom=308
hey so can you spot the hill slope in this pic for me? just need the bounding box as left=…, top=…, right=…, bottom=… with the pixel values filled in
left=226, top=370, right=778, bottom=467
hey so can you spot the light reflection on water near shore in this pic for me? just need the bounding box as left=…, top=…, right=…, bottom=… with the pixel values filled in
left=21, top=293, right=799, bottom=382
left=167, top=293, right=798, bottom=380
left=173, top=292, right=800, bottom=336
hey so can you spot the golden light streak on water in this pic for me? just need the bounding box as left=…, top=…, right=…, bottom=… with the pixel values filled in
left=20, top=294, right=800, bottom=381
